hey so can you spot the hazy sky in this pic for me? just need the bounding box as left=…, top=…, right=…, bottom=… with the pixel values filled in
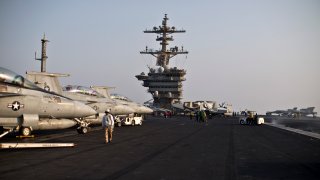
left=0, top=0, right=319, bottom=114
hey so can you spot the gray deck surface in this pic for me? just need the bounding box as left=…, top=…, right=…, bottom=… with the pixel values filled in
left=1, top=116, right=320, bottom=180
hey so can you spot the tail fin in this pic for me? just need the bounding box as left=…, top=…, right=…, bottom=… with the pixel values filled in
left=90, top=86, right=115, bottom=99
left=306, top=107, right=315, bottom=113
left=26, top=71, right=69, bottom=94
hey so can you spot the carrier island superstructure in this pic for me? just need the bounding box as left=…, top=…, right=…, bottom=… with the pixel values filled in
left=136, top=14, right=188, bottom=109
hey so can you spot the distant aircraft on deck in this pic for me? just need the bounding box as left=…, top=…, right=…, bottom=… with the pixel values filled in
left=266, top=107, right=317, bottom=117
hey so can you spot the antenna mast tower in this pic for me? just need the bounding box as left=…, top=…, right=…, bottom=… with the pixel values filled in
left=35, top=34, right=49, bottom=72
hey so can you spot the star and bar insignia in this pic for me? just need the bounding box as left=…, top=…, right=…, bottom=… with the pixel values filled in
left=7, top=101, right=25, bottom=111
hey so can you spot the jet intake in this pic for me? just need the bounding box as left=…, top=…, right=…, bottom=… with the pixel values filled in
left=21, top=114, right=39, bottom=129
left=0, top=84, right=8, bottom=92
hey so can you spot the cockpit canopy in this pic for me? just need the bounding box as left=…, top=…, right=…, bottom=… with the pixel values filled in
left=110, top=93, right=133, bottom=102
left=0, top=67, right=41, bottom=90
left=63, top=85, right=105, bottom=98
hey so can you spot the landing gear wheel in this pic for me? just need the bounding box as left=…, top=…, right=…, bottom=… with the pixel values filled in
left=139, top=121, right=142, bottom=126
left=81, top=127, right=88, bottom=134
left=131, top=120, right=135, bottom=126
left=20, top=127, right=32, bottom=136
left=240, top=120, right=245, bottom=125
left=117, top=122, right=122, bottom=127
left=77, top=127, right=89, bottom=134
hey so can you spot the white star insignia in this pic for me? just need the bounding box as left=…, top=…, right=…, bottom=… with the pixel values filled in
left=12, top=101, right=20, bottom=110
left=7, top=101, right=24, bottom=111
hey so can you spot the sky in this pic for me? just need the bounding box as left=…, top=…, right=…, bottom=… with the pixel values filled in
left=0, top=0, right=319, bottom=114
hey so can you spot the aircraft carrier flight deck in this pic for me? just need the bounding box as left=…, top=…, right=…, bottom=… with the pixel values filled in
left=1, top=116, right=320, bottom=180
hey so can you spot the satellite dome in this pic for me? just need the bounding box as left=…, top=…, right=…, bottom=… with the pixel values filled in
left=158, top=67, right=164, bottom=73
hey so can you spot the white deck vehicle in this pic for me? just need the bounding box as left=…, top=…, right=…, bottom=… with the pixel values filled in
left=239, top=110, right=264, bottom=125
left=122, top=115, right=143, bottom=126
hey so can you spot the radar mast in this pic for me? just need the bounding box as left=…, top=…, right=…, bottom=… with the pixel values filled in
left=35, top=34, right=49, bottom=72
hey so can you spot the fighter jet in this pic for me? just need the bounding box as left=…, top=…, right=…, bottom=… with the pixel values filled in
left=300, top=107, right=317, bottom=117
left=89, top=86, right=153, bottom=120
left=92, top=86, right=153, bottom=114
left=87, top=86, right=153, bottom=115
left=0, top=67, right=96, bottom=137
left=63, top=85, right=135, bottom=115
left=62, top=85, right=135, bottom=127
left=26, top=72, right=135, bottom=130
left=110, top=93, right=154, bottom=115
left=89, top=86, right=153, bottom=124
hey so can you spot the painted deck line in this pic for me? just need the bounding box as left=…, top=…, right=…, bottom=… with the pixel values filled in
left=265, top=122, right=320, bottom=139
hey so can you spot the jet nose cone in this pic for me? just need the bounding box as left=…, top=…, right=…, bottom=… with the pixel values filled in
left=144, top=106, right=154, bottom=114
left=74, top=101, right=97, bottom=117
left=112, top=104, right=135, bottom=115
left=138, top=106, right=153, bottom=114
